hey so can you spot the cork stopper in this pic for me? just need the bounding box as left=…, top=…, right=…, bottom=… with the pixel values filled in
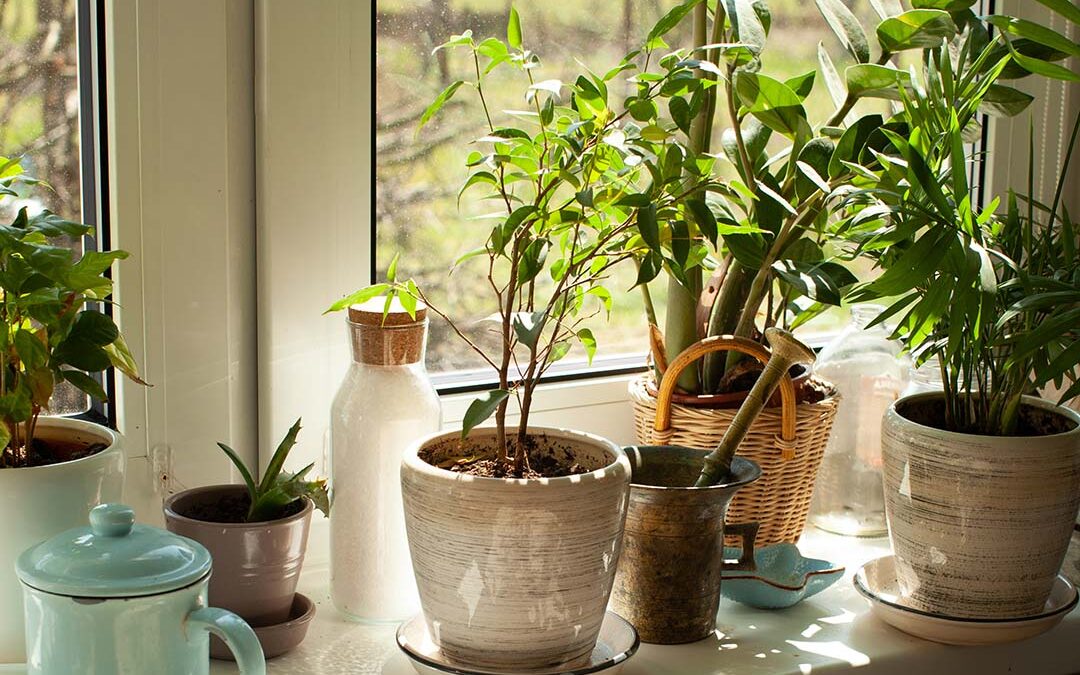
left=347, top=296, right=428, bottom=366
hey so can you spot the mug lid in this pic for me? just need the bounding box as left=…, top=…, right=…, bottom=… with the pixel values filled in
left=16, top=503, right=211, bottom=598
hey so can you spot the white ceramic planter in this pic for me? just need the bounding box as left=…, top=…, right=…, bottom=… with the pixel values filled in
left=401, top=426, right=631, bottom=670
left=882, top=393, right=1080, bottom=619
left=0, top=417, right=123, bottom=663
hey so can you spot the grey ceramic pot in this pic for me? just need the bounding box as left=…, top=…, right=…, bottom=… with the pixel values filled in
left=610, top=446, right=761, bottom=644
left=882, top=392, right=1080, bottom=619
left=163, top=485, right=312, bottom=627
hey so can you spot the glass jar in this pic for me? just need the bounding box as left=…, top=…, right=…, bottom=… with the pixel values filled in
left=810, top=305, right=906, bottom=537
left=902, top=356, right=944, bottom=397
left=329, top=298, right=441, bottom=622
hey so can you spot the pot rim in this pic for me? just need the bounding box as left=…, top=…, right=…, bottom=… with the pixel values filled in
left=889, top=392, right=1080, bottom=440
left=20, top=570, right=212, bottom=601
left=621, top=448, right=762, bottom=493
left=163, top=484, right=314, bottom=528
left=0, top=416, right=119, bottom=474
left=404, top=425, right=629, bottom=487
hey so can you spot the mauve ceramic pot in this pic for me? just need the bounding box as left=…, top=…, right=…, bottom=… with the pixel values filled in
left=882, top=393, right=1080, bottom=619
left=401, top=426, right=631, bottom=670
left=164, top=485, right=313, bottom=627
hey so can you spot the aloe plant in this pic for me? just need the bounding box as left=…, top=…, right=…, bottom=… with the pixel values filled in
left=217, top=418, right=330, bottom=522
left=836, top=0, right=1080, bottom=436
left=626, top=0, right=1069, bottom=395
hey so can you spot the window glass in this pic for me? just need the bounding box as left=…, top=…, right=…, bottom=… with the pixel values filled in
left=0, top=0, right=90, bottom=414
left=375, top=1, right=900, bottom=375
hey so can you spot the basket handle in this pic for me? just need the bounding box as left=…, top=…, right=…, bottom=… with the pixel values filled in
left=653, top=335, right=798, bottom=459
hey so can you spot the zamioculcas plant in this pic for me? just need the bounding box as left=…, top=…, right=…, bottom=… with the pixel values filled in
left=216, top=418, right=330, bottom=522
left=0, top=157, right=145, bottom=468
left=837, top=5, right=1080, bottom=435
left=623, top=0, right=1068, bottom=394
left=331, top=9, right=703, bottom=477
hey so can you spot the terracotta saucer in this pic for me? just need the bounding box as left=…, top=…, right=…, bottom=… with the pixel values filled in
left=396, top=611, right=639, bottom=675
left=210, top=592, right=316, bottom=661
left=854, top=555, right=1078, bottom=646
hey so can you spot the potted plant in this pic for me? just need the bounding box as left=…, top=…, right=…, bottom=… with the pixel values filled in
left=326, top=7, right=713, bottom=668
left=621, top=0, right=1072, bottom=547
left=837, top=0, right=1080, bottom=618
left=163, top=419, right=329, bottom=657
left=0, top=157, right=146, bottom=662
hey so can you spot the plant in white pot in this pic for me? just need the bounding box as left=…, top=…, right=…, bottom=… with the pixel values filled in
left=838, top=9, right=1080, bottom=619
left=0, top=156, right=146, bottom=661
left=327, top=6, right=708, bottom=668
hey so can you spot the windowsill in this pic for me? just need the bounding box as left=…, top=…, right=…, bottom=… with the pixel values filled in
left=196, top=529, right=1080, bottom=675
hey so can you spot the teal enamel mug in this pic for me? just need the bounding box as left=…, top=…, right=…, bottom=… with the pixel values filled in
left=15, top=504, right=266, bottom=675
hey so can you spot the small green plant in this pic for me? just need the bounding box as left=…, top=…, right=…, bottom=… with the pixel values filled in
left=837, top=2, right=1080, bottom=435
left=332, top=8, right=693, bottom=476
left=0, top=155, right=146, bottom=468
left=216, top=418, right=330, bottom=522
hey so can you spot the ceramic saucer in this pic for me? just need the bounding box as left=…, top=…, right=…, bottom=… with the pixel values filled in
left=854, top=555, right=1078, bottom=646
left=396, top=611, right=639, bottom=675
left=211, top=592, right=316, bottom=660
left=721, top=543, right=845, bottom=609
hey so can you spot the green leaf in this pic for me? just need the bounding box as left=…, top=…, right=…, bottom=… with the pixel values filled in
left=103, top=335, right=148, bottom=385
left=512, top=311, right=546, bottom=348
left=845, top=64, right=912, bottom=100
left=646, top=0, right=703, bottom=50
left=785, top=71, right=816, bottom=99
left=54, top=337, right=111, bottom=372
left=637, top=204, right=661, bottom=252
left=577, top=328, right=597, bottom=365
left=734, top=72, right=808, bottom=138
left=724, top=0, right=767, bottom=54
left=876, top=9, right=957, bottom=52
left=14, top=330, right=47, bottom=369
left=1003, top=38, right=1080, bottom=82
left=633, top=252, right=663, bottom=288
left=419, top=81, right=465, bottom=131
left=773, top=260, right=857, bottom=305
left=829, top=114, right=883, bottom=178
left=216, top=441, right=258, bottom=502
left=979, top=84, right=1035, bottom=117
left=326, top=283, right=391, bottom=313
left=62, top=370, right=108, bottom=402
left=687, top=199, right=719, bottom=247
left=507, top=6, right=522, bottom=49
left=911, top=0, right=976, bottom=10
left=815, top=0, right=871, bottom=63
left=459, top=171, right=498, bottom=205
left=986, top=16, right=1080, bottom=59
left=817, top=43, right=847, bottom=111
left=462, top=390, right=510, bottom=438
left=257, top=418, right=304, bottom=496
left=71, top=311, right=120, bottom=346
left=517, top=239, right=549, bottom=284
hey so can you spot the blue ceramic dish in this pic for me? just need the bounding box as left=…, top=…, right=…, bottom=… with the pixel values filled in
left=720, top=543, right=845, bottom=609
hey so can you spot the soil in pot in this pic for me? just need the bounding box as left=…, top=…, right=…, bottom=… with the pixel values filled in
left=419, top=433, right=601, bottom=479
left=172, top=491, right=305, bottom=524
left=898, top=397, right=1078, bottom=436
left=0, top=437, right=109, bottom=469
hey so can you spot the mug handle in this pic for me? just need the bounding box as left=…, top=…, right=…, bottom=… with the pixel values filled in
left=722, top=521, right=759, bottom=572
left=187, top=607, right=266, bottom=675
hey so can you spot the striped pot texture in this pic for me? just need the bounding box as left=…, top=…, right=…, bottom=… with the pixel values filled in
left=882, top=393, right=1080, bottom=619
left=401, top=426, right=631, bottom=670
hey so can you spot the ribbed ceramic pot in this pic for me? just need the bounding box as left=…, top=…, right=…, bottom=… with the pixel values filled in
left=163, top=485, right=313, bottom=627
left=882, top=393, right=1080, bottom=619
left=401, top=426, right=631, bottom=670
left=610, top=446, right=761, bottom=644
left=0, top=417, right=123, bottom=664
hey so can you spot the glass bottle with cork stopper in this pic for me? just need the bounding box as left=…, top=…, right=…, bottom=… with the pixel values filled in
left=329, top=296, right=440, bottom=622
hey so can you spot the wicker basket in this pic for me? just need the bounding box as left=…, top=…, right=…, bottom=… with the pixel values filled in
left=630, top=335, right=839, bottom=548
